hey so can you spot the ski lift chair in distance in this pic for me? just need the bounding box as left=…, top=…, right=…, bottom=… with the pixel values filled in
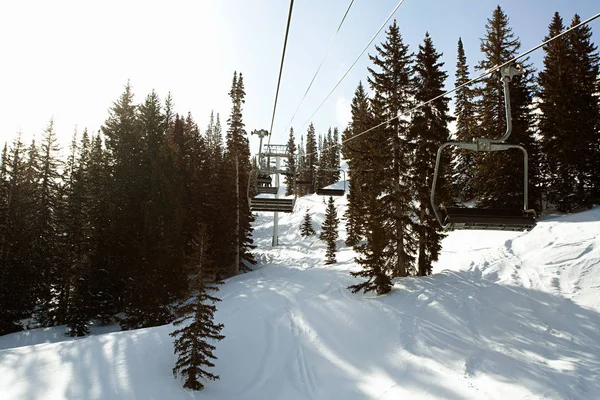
left=248, top=168, right=295, bottom=213
left=430, top=63, right=537, bottom=232
left=315, top=169, right=346, bottom=196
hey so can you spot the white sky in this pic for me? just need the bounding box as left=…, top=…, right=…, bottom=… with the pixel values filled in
left=1, top=0, right=598, bottom=156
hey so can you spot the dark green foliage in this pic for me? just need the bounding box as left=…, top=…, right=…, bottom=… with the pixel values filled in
left=300, top=210, right=316, bottom=237
left=538, top=12, right=600, bottom=211
left=367, top=20, right=416, bottom=278
left=0, top=134, right=38, bottom=334
left=474, top=6, right=539, bottom=210
left=223, top=72, right=256, bottom=277
left=348, top=207, right=391, bottom=295
left=320, top=197, right=339, bottom=264
left=171, top=229, right=225, bottom=391
left=453, top=37, right=479, bottom=200
left=284, top=128, right=297, bottom=196
left=304, top=123, right=319, bottom=193
left=342, top=83, right=372, bottom=247
left=31, top=120, right=64, bottom=326
left=409, top=33, right=452, bottom=276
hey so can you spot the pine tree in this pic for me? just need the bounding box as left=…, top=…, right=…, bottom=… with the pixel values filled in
left=121, top=90, right=182, bottom=330
left=474, top=6, right=538, bottom=210
left=284, top=128, right=297, bottom=196
left=409, top=33, right=453, bottom=276
left=171, top=228, right=225, bottom=391
left=86, top=133, right=115, bottom=325
left=300, top=210, right=316, bottom=237
left=566, top=14, right=599, bottom=207
left=453, top=37, right=479, bottom=200
left=348, top=205, right=391, bottom=295
left=0, top=134, right=38, bottom=334
left=343, top=82, right=372, bottom=247
left=64, top=129, right=94, bottom=336
left=224, top=72, right=255, bottom=277
left=366, top=19, right=415, bottom=278
left=32, top=119, right=64, bottom=326
left=320, top=197, right=339, bottom=264
left=305, top=123, right=319, bottom=193
left=101, top=82, right=143, bottom=322
left=538, top=12, right=572, bottom=211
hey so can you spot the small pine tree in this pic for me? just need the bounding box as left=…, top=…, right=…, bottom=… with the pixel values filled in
left=300, top=210, right=316, bottom=237
left=171, top=229, right=225, bottom=391
left=320, top=197, right=339, bottom=264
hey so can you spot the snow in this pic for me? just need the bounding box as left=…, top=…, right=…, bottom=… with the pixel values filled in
left=1, top=182, right=600, bottom=399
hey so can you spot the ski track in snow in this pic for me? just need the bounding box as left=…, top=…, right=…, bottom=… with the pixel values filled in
left=1, top=182, right=600, bottom=399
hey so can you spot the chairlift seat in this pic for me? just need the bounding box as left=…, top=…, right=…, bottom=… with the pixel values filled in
left=442, top=207, right=536, bottom=232
left=256, top=186, right=278, bottom=195
left=315, top=188, right=345, bottom=196
left=250, top=198, right=294, bottom=213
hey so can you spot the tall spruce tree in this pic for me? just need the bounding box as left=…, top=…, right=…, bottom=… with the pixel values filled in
left=64, top=129, right=94, bottom=336
left=566, top=14, right=599, bottom=207
left=343, top=82, right=372, bottom=247
left=284, top=128, right=297, bottom=196
left=171, top=228, right=224, bottom=390
left=453, top=37, right=479, bottom=200
left=320, top=196, right=339, bottom=264
left=225, top=72, right=255, bottom=276
left=0, top=134, right=38, bottom=334
left=366, top=19, right=415, bottom=278
left=305, top=123, right=319, bottom=193
left=538, top=12, right=573, bottom=211
left=102, top=82, right=143, bottom=322
left=121, top=90, right=178, bottom=330
left=409, top=33, right=453, bottom=276
left=32, top=119, right=64, bottom=326
left=475, top=6, right=538, bottom=210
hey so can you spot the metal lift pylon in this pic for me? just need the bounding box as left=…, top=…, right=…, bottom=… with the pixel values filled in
left=248, top=130, right=295, bottom=246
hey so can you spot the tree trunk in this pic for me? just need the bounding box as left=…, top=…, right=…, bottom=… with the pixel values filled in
left=234, top=155, right=240, bottom=276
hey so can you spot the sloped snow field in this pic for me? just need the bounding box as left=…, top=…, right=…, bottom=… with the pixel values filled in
left=1, top=181, right=599, bottom=399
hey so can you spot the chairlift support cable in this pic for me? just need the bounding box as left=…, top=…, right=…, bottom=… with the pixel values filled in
left=297, top=0, right=408, bottom=134
left=267, top=0, right=295, bottom=149
left=283, top=0, right=356, bottom=135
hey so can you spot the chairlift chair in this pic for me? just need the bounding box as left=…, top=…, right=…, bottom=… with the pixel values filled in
left=430, top=63, right=537, bottom=232
left=315, top=169, right=347, bottom=196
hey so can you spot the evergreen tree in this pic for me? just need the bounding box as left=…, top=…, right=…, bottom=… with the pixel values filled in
left=409, top=33, right=452, bottom=276
left=101, top=82, right=143, bottom=321
left=300, top=210, right=316, bottom=237
left=343, top=82, right=372, bottom=247
left=171, top=228, right=224, bottom=390
left=366, top=20, right=415, bottom=278
left=474, top=6, right=538, bottom=210
left=453, top=37, right=479, bottom=200
left=320, top=197, right=339, bottom=264
left=224, top=72, right=255, bottom=276
left=305, top=123, right=319, bottom=193
left=538, top=12, right=573, bottom=211
left=284, top=128, right=297, bottom=196
left=0, top=134, right=38, bottom=334
left=64, top=129, right=94, bottom=336
left=32, top=119, right=64, bottom=326
left=348, top=204, right=391, bottom=295
left=566, top=14, right=599, bottom=207
left=86, top=133, right=115, bottom=324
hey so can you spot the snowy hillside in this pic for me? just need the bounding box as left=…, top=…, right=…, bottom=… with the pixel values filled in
left=1, top=184, right=599, bottom=399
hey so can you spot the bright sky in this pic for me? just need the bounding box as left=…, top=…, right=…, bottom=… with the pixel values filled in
left=1, top=0, right=598, bottom=155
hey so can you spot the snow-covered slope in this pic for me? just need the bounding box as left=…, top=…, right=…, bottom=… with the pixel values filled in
left=1, top=186, right=599, bottom=399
